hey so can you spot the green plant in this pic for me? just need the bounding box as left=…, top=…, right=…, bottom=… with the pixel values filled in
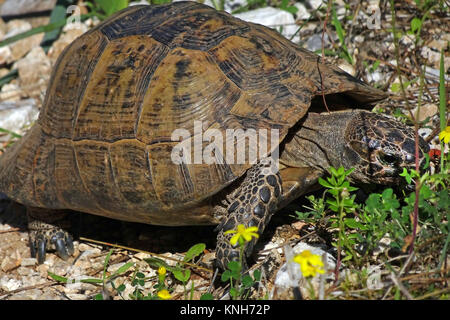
left=221, top=224, right=261, bottom=299
left=330, top=2, right=353, bottom=65
left=279, top=0, right=298, bottom=15
left=145, top=242, right=206, bottom=300
left=86, top=0, right=129, bottom=18
left=47, top=249, right=134, bottom=300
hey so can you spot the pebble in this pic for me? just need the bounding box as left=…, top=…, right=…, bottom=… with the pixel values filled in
left=272, top=242, right=336, bottom=299
left=234, top=7, right=300, bottom=43
left=15, top=46, right=51, bottom=98
left=410, top=103, right=438, bottom=123
left=20, top=258, right=37, bottom=267
left=0, top=277, right=22, bottom=291
left=0, top=99, right=39, bottom=138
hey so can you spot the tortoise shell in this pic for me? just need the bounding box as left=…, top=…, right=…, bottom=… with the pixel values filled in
left=0, top=1, right=386, bottom=226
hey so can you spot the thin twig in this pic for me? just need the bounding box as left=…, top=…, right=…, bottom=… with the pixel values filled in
left=0, top=282, right=58, bottom=299
left=79, top=236, right=214, bottom=274
left=390, top=272, right=414, bottom=300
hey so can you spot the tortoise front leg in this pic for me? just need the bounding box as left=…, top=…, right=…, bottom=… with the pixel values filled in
left=215, top=161, right=282, bottom=270
left=27, top=207, right=74, bottom=263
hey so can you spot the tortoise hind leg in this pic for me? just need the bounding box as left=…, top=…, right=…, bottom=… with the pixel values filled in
left=27, top=207, right=74, bottom=263
left=215, top=160, right=282, bottom=270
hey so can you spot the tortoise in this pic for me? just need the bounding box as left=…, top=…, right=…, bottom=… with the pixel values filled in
left=0, top=1, right=429, bottom=269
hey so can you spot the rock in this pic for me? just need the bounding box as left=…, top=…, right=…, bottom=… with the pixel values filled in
left=294, top=2, right=311, bottom=20
left=306, top=0, right=325, bottom=10
left=15, top=46, right=51, bottom=98
left=233, top=7, right=299, bottom=42
left=0, top=99, right=39, bottom=138
left=305, top=33, right=330, bottom=52
left=338, top=61, right=356, bottom=76
left=272, top=242, right=335, bottom=299
left=0, top=83, right=21, bottom=101
left=4, top=20, right=45, bottom=63
left=0, top=0, right=56, bottom=17
left=0, top=46, right=12, bottom=65
left=0, top=18, right=7, bottom=37
left=410, top=103, right=438, bottom=124
left=1, top=256, right=20, bottom=272
left=21, top=257, right=37, bottom=267
left=0, top=277, right=22, bottom=291
left=421, top=46, right=450, bottom=71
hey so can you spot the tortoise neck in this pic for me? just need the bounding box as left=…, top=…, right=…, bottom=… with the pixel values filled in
left=280, top=110, right=361, bottom=171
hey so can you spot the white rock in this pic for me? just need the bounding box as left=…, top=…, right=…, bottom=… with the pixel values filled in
left=306, top=0, right=325, bottom=10
left=233, top=7, right=299, bottom=42
left=366, top=70, right=383, bottom=83
left=21, top=257, right=37, bottom=267
left=0, top=83, right=21, bottom=101
left=0, top=99, right=39, bottom=139
left=274, top=242, right=335, bottom=290
left=15, top=46, right=51, bottom=98
left=294, top=3, right=310, bottom=20
left=0, top=277, right=22, bottom=291
left=366, top=265, right=384, bottom=290
left=338, top=61, right=356, bottom=76
left=305, top=33, right=330, bottom=52
left=0, top=46, right=12, bottom=65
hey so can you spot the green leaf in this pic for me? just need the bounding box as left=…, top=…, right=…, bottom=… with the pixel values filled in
left=78, top=278, right=103, bottom=284
left=253, top=269, right=261, bottom=282
left=95, top=0, right=128, bottom=16
left=200, top=293, right=214, bottom=300
left=173, top=269, right=190, bottom=283
left=390, top=83, right=402, bottom=93
left=183, top=243, right=206, bottom=262
left=221, top=270, right=232, bottom=282
left=0, top=127, right=22, bottom=139
left=399, top=168, right=413, bottom=184
left=47, top=271, right=68, bottom=283
left=242, top=275, right=254, bottom=288
left=227, top=260, right=241, bottom=273
left=344, top=218, right=367, bottom=230
left=111, top=262, right=134, bottom=277
left=94, top=293, right=104, bottom=300
left=410, top=17, right=422, bottom=33
left=144, top=257, right=169, bottom=269
left=40, top=0, right=67, bottom=53
left=229, top=287, right=239, bottom=299
left=319, top=177, right=333, bottom=188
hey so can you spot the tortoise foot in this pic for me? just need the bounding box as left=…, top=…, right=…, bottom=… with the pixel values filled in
left=27, top=207, right=74, bottom=263
left=215, top=159, right=282, bottom=270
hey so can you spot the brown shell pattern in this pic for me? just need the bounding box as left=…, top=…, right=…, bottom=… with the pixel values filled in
left=0, top=1, right=386, bottom=225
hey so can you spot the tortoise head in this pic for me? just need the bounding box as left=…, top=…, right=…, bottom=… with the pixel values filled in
left=343, top=111, right=429, bottom=185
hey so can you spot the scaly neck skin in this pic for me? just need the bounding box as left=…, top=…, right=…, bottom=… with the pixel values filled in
left=280, top=110, right=362, bottom=173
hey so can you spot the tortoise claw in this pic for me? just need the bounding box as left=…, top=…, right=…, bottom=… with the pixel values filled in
left=32, top=234, right=47, bottom=264
left=51, top=232, right=72, bottom=261
left=27, top=208, right=74, bottom=264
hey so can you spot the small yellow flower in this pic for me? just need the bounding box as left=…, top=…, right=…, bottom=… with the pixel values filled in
left=157, top=289, right=171, bottom=300
left=292, top=250, right=325, bottom=278
left=158, top=266, right=166, bottom=276
left=224, top=224, right=259, bottom=246
left=439, top=126, right=450, bottom=144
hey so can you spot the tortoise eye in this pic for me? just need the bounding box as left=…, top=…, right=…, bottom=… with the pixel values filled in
left=378, top=153, right=397, bottom=165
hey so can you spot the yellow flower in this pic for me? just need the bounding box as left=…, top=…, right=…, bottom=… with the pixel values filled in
left=157, top=289, right=171, bottom=300
left=292, top=250, right=325, bottom=278
left=439, top=126, right=450, bottom=144
left=158, top=266, right=166, bottom=276
left=224, top=224, right=259, bottom=246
